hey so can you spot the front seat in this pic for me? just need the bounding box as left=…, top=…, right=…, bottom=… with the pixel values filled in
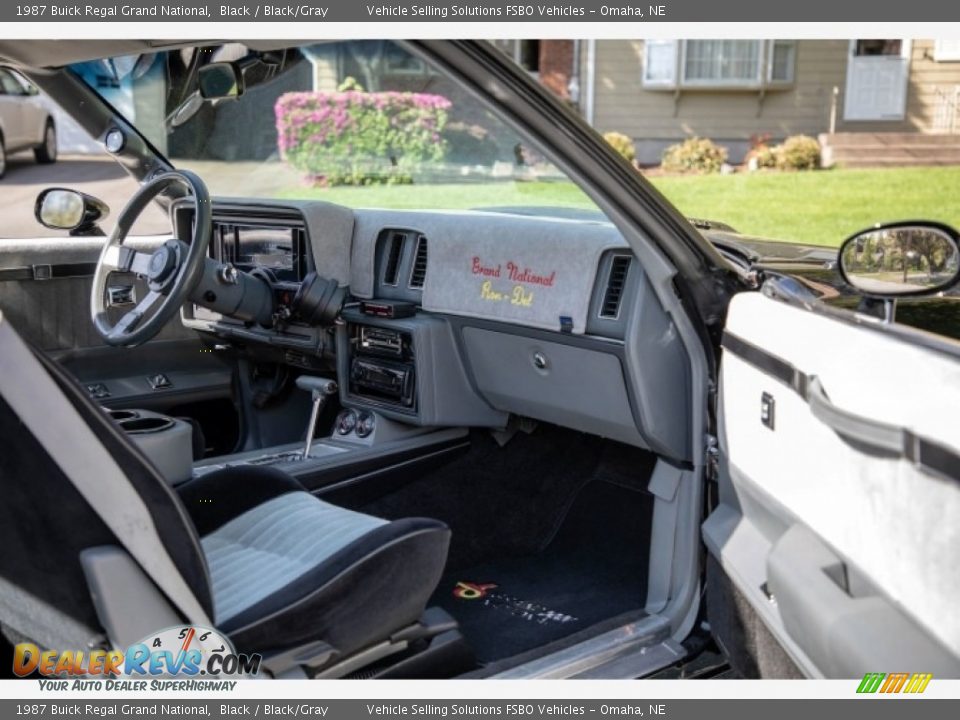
left=0, top=311, right=451, bottom=675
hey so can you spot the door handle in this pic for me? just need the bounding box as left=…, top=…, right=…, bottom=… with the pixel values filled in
left=805, top=376, right=958, bottom=481
left=805, top=376, right=904, bottom=452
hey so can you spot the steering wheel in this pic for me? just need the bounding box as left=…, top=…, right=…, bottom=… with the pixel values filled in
left=91, top=170, right=212, bottom=347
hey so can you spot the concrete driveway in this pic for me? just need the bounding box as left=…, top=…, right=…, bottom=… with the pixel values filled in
left=0, top=153, right=169, bottom=238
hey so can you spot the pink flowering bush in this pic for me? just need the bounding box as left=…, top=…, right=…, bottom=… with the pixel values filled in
left=275, top=89, right=451, bottom=186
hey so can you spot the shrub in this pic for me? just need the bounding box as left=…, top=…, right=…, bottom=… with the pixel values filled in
left=441, top=121, right=501, bottom=166
left=661, top=137, right=728, bottom=174
left=745, top=132, right=778, bottom=170
left=276, top=87, right=451, bottom=186
left=776, top=135, right=821, bottom=171
left=603, top=131, right=637, bottom=164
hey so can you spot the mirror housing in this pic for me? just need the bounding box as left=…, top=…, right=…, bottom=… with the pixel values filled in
left=35, top=188, right=110, bottom=236
left=198, top=62, right=244, bottom=100
left=838, top=222, right=960, bottom=298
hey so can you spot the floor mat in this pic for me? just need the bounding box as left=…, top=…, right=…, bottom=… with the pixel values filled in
left=432, top=479, right=653, bottom=664
left=360, top=426, right=657, bottom=571
left=361, top=427, right=610, bottom=569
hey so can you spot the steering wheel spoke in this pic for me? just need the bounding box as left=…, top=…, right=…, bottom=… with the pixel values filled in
left=107, top=290, right=163, bottom=343
left=102, top=245, right=154, bottom=275
left=91, top=170, right=211, bottom=347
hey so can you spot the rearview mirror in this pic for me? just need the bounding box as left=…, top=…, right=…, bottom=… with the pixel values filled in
left=35, top=188, right=110, bottom=236
left=838, top=222, right=960, bottom=297
left=198, top=62, right=244, bottom=100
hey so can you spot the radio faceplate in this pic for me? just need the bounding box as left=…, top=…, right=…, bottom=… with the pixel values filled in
left=348, top=324, right=416, bottom=409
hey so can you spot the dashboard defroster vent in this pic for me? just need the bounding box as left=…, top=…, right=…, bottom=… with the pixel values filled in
left=600, top=254, right=631, bottom=318
left=383, top=232, right=406, bottom=286
left=409, top=236, right=428, bottom=288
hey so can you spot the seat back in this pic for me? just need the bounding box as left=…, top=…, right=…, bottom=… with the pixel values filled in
left=0, top=312, right=213, bottom=649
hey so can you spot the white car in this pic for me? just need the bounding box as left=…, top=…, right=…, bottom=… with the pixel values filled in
left=0, top=67, right=56, bottom=178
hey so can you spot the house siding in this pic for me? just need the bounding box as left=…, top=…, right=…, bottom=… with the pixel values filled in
left=582, top=39, right=960, bottom=164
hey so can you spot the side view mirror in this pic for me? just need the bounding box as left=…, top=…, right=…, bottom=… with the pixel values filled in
left=198, top=62, right=244, bottom=100
left=838, top=222, right=960, bottom=298
left=34, top=188, right=110, bottom=236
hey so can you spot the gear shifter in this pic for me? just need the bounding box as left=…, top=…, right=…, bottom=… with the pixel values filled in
left=295, top=376, right=338, bottom=461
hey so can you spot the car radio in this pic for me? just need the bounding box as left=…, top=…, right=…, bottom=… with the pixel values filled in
left=350, top=358, right=415, bottom=406
left=359, top=326, right=405, bottom=357
left=348, top=324, right=416, bottom=408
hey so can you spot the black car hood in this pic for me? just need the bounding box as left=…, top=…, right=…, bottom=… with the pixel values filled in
left=702, top=229, right=837, bottom=269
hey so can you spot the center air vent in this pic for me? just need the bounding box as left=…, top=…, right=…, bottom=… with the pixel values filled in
left=599, top=254, right=632, bottom=318
left=409, top=236, right=428, bottom=288
left=382, top=231, right=407, bottom=286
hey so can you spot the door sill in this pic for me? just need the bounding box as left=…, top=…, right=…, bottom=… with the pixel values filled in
left=485, top=614, right=680, bottom=679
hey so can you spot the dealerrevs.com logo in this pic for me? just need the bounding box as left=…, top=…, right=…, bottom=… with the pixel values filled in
left=13, top=626, right=261, bottom=690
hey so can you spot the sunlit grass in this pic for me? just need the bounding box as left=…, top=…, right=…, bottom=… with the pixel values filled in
left=274, top=166, right=960, bottom=247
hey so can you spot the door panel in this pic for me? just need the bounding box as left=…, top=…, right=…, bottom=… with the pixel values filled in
left=0, top=69, right=33, bottom=147
left=0, top=93, right=26, bottom=149
left=0, top=235, right=233, bottom=415
left=706, top=290, right=960, bottom=677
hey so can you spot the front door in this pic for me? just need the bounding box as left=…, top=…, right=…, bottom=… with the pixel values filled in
left=844, top=39, right=911, bottom=121
left=0, top=68, right=29, bottom=147
left=704, top=288, right=960, bottom=678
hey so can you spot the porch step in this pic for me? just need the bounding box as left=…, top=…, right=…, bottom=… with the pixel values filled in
left=819, top=132, right=960, bottom=168
left=822, top=132, right=960, bottom=147
left=832, top=157, right=960, bottom=168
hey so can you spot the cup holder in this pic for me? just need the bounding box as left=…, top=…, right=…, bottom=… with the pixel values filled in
left=107, top=409, right=140, bottom=422
left=119, top=416, right=175, bottom=434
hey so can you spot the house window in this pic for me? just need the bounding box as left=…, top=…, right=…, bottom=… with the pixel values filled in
left=643, top=40, right=678, bottom=87
left=769, top=40, right=796, bottom=83
left=508, top=39, right=541, bottom=75
left=383, top=43, right=427, bottom=75
left=643, top=40, right=796, bottom=89
left=934, top=40, right=960, bottom=62
left=684, top=40, right=762, bottom=85
left=855, top=39, right=902, bottom=56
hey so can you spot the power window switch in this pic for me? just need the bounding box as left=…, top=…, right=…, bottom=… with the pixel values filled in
left=86, top=383, right=110, bottom=399
left=147, top=373, right=172, bottom=390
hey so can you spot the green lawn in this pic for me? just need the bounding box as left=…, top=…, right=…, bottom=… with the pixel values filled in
left=276, top=180, right=596, bottom=211
left=650, top=166, right=960, bottom=247
left=276, top=166, right=960, bottom=248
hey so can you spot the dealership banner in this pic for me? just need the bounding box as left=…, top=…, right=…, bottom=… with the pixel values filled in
left=0, top=699, right=958, bottom=718
left=2, top=0, right=960, bottom=22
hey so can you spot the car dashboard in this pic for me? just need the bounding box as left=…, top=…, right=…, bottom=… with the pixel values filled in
left=178, top=199, right=693, bottom=464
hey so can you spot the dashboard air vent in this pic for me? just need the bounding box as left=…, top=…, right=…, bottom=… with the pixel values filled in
left=409, top=236, right=428, bottom=288
left=383, top=232, right=406, bottom=286
left=600, top=255, right=631, bottom=318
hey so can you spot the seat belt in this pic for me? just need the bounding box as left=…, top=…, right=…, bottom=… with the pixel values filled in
left=0, top=314, right=212, bottom=628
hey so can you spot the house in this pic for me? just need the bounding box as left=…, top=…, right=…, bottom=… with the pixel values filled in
left=50, top=40, right=960, bottom=168
left=498, top=39, right=960, bottom=167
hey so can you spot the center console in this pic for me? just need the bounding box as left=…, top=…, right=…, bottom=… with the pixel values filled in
left=337, top=308, right=506, bottom=428
left=107, top=408, right=193, bottom=486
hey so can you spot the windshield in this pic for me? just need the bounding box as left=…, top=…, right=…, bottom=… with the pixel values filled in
left=70, top=42, right=598, bottom=214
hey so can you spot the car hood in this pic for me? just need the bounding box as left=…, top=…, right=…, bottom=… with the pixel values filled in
left=703, top=229, right=837, bottom=268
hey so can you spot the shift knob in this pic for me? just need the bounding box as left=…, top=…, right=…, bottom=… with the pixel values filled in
left=296, top=376, right=338, bottom=461
left=296, top=376, right=338, bottom=398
